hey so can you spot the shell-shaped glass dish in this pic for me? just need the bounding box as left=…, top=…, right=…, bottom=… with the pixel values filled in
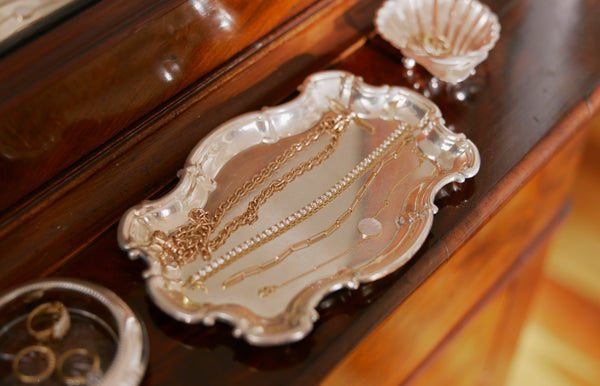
left=376, top=0, right=501, bottom=83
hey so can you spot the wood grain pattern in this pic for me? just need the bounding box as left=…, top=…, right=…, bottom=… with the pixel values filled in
left=323, top=127, right=585, bottom=386
left=0, top=0, right=381, bottom=288
left=507, top=114, right=600, bottom=386
left=507, top=279, right=600, bottom=386
left=544, top=113, right=600, bottom=305
left=0, top=0, right=354, bottom=212
left=408, top=241, right=550, bottom=386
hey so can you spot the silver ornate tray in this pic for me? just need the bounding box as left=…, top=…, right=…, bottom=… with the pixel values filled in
left=118, top=70, right=480, bottom=345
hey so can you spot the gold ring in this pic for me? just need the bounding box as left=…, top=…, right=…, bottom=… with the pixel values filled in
left=12, top=345, right=56, bottom=384
left=57, top=348, right=101, bottom=385
left=423, top=34, right=452, bottom=56
left=26, top=301, right=71, bottom=341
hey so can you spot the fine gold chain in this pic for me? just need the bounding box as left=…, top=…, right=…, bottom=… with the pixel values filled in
left=226, top=142, right=424, bottom=292
left=224, top=147, right=399, bottom=290
left=185, top=122, right=413, bottom=292
left=258, top=171, right=428, bottom=298
left=151, top=101, right=372, bottom=267
left=259, top=240, right=367, bottom=298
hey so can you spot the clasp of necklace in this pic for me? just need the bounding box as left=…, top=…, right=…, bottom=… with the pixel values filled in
left=329, top=99, right=375, bottom=134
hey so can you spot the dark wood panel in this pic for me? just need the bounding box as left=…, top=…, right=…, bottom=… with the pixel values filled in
left=0, top=0, right=325, bottom=212
left=325, top=127, right=585, bottom=385
left=0, top=0, right=380, bottom=285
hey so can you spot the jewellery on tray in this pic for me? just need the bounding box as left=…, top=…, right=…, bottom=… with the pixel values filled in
left=259, top=237, right=369, bottom=298
left=12, top=345, right=56, bottom=384
left=259, top=207, right=429, bottom=298
left=357, top=217, right=384, bottom=239
left=151, top=100, right=374, bottom=267
left=222, top=140, right=408, bottom=289
left=236, top=146, right=425, bottom=294
left=258, top=174, right=430, bottom=298
left=26, top=301, right=71, bottom=342
left=57, top=348, right=101, bottom=386
left=185, top=122, right=413, bottom=292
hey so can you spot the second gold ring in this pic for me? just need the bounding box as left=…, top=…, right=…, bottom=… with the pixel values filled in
left=26, top=301, right=71, bottom=341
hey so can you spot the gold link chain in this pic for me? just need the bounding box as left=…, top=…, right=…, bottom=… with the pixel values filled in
left=150, top=103, right=369, bottom=268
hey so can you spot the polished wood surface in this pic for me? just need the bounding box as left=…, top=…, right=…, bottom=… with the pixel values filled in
left=324, top=127, right=585, bottom=385
left=507, top=115, right=600, bottom=386
left=0, top=0, right=380, bottom=286
left=0, top=0, right=599, bottom=385
left=0, top=0, right=319, bottom=210
left=409, top=241, right=550, bottom=386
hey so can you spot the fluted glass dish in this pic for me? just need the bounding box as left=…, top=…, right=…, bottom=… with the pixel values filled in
left=376, top=0, right=500, bottom=83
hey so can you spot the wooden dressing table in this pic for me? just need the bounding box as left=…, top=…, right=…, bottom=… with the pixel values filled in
left=1, top=0, right=599, bottom=384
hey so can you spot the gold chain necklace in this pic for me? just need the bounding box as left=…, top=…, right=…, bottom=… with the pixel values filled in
left=151, top=101, right=373, bottom=268
left=257, top=157, right=429, bottom=298
left=184, top=123, right=415, bottom=292
left=223, top=139, right=423, bottom=291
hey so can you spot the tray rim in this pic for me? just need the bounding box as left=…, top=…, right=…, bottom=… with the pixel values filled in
left=118, top=70, right=480, bottom=345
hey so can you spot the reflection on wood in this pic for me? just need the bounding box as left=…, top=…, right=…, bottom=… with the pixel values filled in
left=0, top=0, right=364, bottom=212
left=407, top=240, right=548, bottom=386
left=322, top=119, right=586, bottom=386
left=507, top=280, right=600, bottom=386
left=506, top=114, right=600, bottom=386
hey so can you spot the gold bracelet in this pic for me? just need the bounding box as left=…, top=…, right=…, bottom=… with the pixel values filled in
left=26, top=301, right=70, bottom=342
left=57, top=348, right=101, bottom=386
left=12, top=345, right=56, bottom=384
